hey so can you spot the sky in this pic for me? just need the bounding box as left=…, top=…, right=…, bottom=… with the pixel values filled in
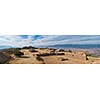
left=0, top=35, right=100, bottom=48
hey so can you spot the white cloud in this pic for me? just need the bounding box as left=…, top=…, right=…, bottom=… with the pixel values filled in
left=0, top=35, right=100, bottom=48
left=0, top=35, right=33, bottom=47
left=32, top=35, right=100, bottom=46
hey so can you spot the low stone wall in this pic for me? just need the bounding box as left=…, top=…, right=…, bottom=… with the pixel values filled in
left=37, top=52, right=65, bottom=56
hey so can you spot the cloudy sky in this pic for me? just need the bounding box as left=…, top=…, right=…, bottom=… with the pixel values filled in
left=0, top=35, right=100, bottom=48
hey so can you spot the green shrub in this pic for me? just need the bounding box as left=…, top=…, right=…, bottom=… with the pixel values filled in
left=22, top=46, right=36, bottom=49
left=68, top=50, right=72, bottom=53
left=56, top=53, right=65, bottom=55
left=36, top=56, right=44, bottom=61
left=13, top=49, right=24, bottom=57
left=29, top=49, right=37, bottom=52
left=58, top=49, right=65, bottom=52
left=61, top=58, right=69, bottom=61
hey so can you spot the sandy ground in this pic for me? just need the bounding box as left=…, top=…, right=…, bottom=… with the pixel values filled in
left=9, top=49, right=43, bottom=64
left=9, top=49, right=100, bottom=64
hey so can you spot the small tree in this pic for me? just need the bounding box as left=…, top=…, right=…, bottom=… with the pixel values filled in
left=13, top=49, right=24, bottom=57
left=36, top=56, right=44, bottom=61
left=29, top=48, right=37, bottom=52
left=68, top=50, right=72, bottom=53
left=85, top=54, right=89, bottom=60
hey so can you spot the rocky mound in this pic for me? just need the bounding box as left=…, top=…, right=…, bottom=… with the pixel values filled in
left=0, top=52, right=12, bottom=64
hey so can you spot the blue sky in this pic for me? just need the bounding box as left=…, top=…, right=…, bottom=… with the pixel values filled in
left=0, top=35, right=100, bottom=47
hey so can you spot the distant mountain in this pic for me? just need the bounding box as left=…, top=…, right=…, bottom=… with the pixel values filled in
left=0, top=46, right=13, bottom=50
left=48, top=44, right=100, bottom=49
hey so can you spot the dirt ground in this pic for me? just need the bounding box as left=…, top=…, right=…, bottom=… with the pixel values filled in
left=9, top=49, right=100, bottom=64
left=9, top=49, right=43, bottom=64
